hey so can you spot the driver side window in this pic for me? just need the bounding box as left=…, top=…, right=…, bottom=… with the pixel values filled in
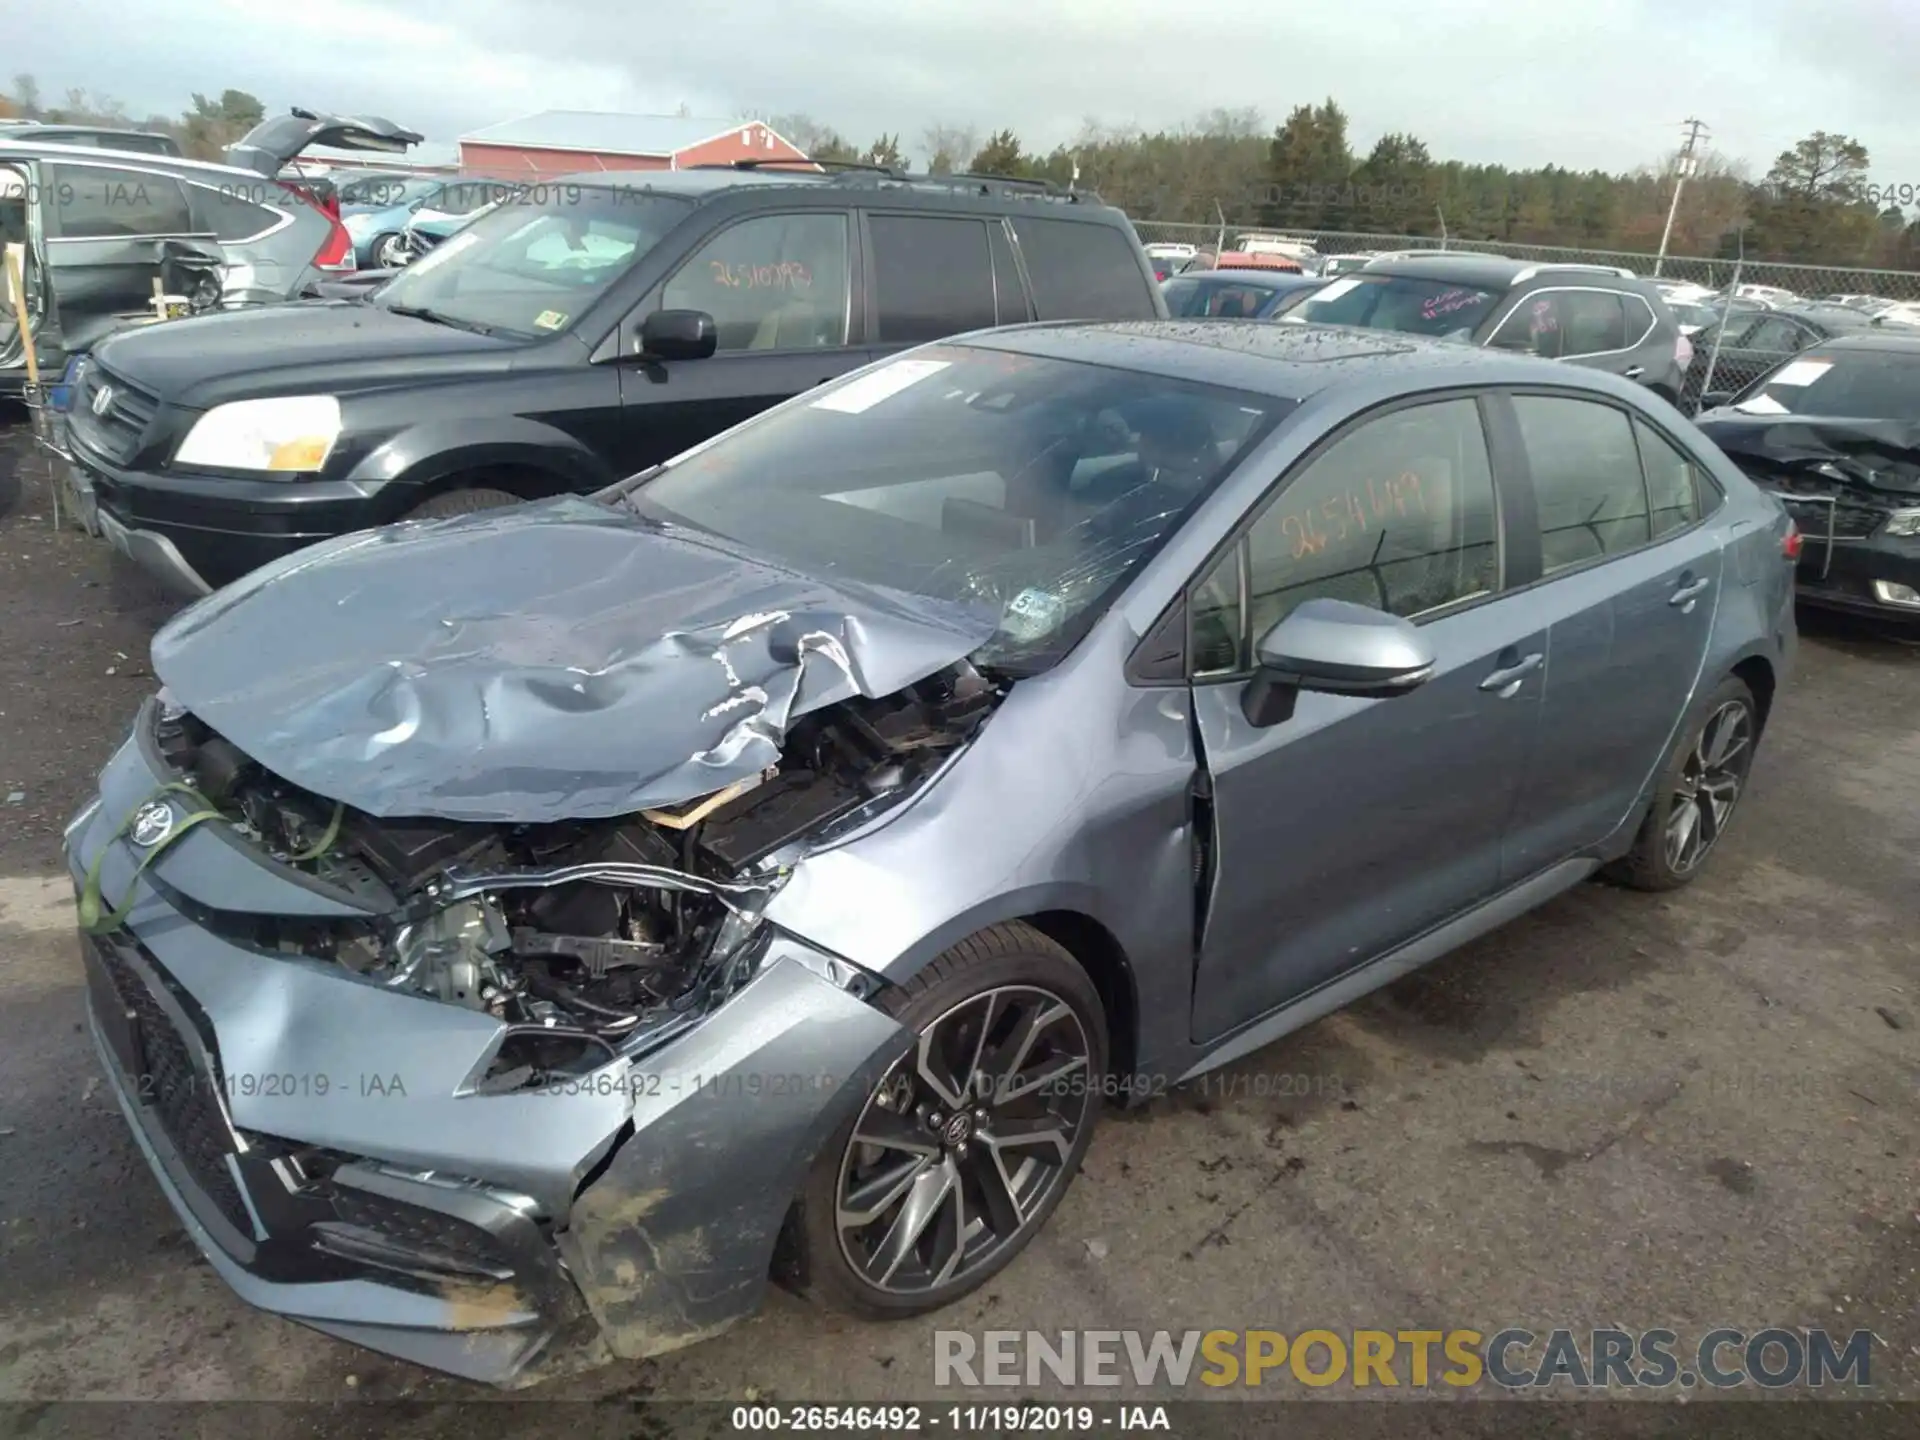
left=660, top=213, right=851, bottom=353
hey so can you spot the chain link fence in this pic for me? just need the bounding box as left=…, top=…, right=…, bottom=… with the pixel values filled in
left=1130, top=220, right=1920, bottom=305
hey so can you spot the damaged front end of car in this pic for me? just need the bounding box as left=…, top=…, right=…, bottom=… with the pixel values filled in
left=66, top=499, right=1009, bottom=1383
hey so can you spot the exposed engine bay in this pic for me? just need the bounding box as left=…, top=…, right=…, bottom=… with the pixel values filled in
left=147, top=661, right=998, bottom=1080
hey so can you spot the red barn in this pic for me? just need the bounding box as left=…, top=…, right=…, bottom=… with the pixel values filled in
left=458, top=111, right=811, bottom=182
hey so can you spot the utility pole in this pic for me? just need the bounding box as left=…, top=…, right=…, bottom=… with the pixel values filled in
left=1655, top=117, right=1708, bottom=277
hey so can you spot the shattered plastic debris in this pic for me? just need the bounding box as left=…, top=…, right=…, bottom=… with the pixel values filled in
left=149, top=496, right=1000, bottom=823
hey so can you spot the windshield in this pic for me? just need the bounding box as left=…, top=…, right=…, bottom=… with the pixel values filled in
left=628, top=345, right=1287, bottom=672
left=1729, top=348, right=1920, bottom=420
left=1283, top=273, right=1502, bottom=338
left=375, top=187, right=690, bottom=339
left=1162, top=275, right=1281, bottom=318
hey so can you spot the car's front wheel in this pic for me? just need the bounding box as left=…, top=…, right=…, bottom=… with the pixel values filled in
left=1608, top=673, right=1759, bottom=890
left=372, top=232, right=406, bottom=269
left=789, top=922, right=1106, bottom=1317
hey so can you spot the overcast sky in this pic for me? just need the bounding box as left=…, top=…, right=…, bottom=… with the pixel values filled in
left=15, top=0, right=1919, bottom=185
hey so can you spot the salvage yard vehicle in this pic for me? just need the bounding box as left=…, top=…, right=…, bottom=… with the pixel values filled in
left=62, top=164, right=1163, bottom=597
left=0, top=107, right=419, bottom=395
left=1284, top=254, right=1690, bottom=403
left=1679, top=301, right=1896, bottom=414
left=69, top=322, right=1796, bottom=1384
left=1695, top=332, right=1920, bottom=619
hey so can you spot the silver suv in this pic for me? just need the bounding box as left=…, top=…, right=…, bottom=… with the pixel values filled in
left=1285, top=254, right=1691, bottom=406
left=1, top=110, right=419, bottom=392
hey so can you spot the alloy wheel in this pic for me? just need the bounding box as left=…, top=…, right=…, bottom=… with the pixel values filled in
left=375, top=234, right=406, bottom=268
left=1665, top=699, right=1753, bottom=874
left=835, top=985, right=1093, bottom=1296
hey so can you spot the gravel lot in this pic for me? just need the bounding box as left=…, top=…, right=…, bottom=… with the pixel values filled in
left=1, top=417, right=1915, bottom=1430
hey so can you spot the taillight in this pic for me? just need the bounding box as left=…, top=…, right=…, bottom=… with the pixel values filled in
left=281, top=180, right=356, bottom=272
left=1782, top=522, right=1803, bottom=561
left=1675, top=333, right=1694, bottom=368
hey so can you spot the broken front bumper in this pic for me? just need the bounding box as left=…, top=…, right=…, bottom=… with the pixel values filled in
left=66, top=727, right=909, bottom=1384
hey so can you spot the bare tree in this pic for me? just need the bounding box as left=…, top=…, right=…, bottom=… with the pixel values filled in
left=920, top=122, right=977, bottom=173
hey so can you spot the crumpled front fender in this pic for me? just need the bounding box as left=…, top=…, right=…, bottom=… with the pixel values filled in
left=559, top=935, right=908, bottom=1360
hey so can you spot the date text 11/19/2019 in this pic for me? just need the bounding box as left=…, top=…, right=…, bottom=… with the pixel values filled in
left=729, top=1404, right=1172, bottom=1431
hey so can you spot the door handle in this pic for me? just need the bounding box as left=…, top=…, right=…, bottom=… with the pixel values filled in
left=1669, top=576, right=1711, bottom=608
left=1622, top=365, right=1646, bottom=379
left=1479, top=652, right=1543, bottom=695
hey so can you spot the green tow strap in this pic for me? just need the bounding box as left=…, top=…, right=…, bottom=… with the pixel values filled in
left=289, top=802, right=344, bottom=862
left=77, top=783, right=225, bottom=935
left=77, top=786, right=344, bottom=936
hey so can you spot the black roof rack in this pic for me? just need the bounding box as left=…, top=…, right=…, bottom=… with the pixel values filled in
left=691, top=159, right=1092, bottom=204
left=711, top=157, right=899, bottom=176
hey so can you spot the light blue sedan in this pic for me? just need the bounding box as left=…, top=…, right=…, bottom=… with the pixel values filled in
left=340, top=176, right=449, bottom=268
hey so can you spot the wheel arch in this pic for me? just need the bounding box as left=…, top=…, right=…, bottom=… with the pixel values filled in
left=1729, top=652, right=1776, bottom=734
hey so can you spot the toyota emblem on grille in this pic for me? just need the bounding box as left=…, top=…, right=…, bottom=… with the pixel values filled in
left=129, top=801, right=175, bottom=848
left=91, top=383, right=115, bottom=417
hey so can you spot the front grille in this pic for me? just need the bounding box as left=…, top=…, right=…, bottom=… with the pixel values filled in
left=94, top=939, right=251, bottom=1234
left=1776, top=494, right=1885, bottom=541
left=72, top=365, right=160, bottom=464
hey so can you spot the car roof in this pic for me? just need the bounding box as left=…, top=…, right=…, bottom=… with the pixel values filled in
left=1361, top=253, right=1643, bottom=289
left=961, top=319, right=1612, bottom=402
left=0, top=137, right=255, bottom=179
left=538, top=165, right=1126, bottom=215
left=1807, top=330, right=1920, bottom=354
left=1168, top=270, right=1297, bottom=287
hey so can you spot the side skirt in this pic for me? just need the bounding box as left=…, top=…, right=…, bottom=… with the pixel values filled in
left=1176, top=856, right=1597, bottom=1084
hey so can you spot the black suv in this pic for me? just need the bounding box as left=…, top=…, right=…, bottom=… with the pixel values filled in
left=1283, top=254, right=1688, bottom=404
left=64, top=163, right=1165, bottom=597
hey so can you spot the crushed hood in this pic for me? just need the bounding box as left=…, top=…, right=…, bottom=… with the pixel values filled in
left=150, top=497, right=998, bottom=823
left=1697, top=414, right=1920, bottom=497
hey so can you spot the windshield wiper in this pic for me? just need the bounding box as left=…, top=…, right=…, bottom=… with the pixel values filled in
left=383, top=303, right=497, bottom=336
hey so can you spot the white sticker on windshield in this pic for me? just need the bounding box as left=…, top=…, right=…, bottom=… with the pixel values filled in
left=811, top=359, right=952, bottom=414
left=1000, top=587, right=1068, bottom=642
left=1734, top=393, right=1791, bottom=415
left=1768, top=359, right=1833, bottom=387
left=1308, top=277, right=1363, bottom=303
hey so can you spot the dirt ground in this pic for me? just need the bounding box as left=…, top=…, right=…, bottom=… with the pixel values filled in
left=0, top=417, right=1915, bottom=1432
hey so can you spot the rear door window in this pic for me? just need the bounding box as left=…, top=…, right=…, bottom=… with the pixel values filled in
left=1512, top=395, right=1652, bottom=572
left=1011, top=216, right=1156, bottom=320
left=1558, top=291, right=1628, bottom=355
left=48, top=164, right=193, bottom=238
left=868, top=214, right=996, bottom=344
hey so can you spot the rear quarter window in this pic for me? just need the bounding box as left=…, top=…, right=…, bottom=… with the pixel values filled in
left=188, top=183, right=284, bottom=242
left=1010, top=216, right=1156, bottom=321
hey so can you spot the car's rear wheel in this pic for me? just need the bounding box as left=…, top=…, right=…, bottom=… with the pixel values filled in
left=1607, top=674, right=1758, bottom=891
left=788, top=922, right=1106, bottom=1318
left=401, top=486, right=522, bottom=521
left=372, top=232, right=405, bottom=269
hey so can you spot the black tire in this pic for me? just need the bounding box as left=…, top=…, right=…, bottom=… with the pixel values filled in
left=1605, top=673, right=1759, bottom=892
left=401, top=486, right=522, bottom=521
left=371, top=232, right=405, bottom=269
left=788, top=922, right=1107, bottom=1318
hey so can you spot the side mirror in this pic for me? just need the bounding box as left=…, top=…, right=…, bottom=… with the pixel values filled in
left=638, top=308, right=717, bottom=362
left=1700, top=391, right=1733, bottom=410
left=1241, top=598, right=1436, bottom=727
